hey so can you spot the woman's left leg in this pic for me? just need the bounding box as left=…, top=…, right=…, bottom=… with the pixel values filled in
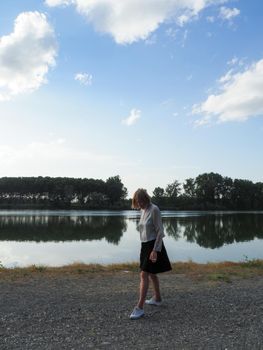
left=149, top=273, right=162, bottom=302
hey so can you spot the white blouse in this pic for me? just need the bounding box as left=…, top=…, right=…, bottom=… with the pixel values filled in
left=138, top=203, right=165, bottom=251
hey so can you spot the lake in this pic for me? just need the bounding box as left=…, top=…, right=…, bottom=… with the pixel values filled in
left=0, top=210, right=263, bottom=267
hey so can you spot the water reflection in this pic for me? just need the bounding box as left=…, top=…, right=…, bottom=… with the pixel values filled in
left=163, top=214, right=263, bottom=248
left=0, top=215, right=127, bottom=245
left=1, top=212, right=263, bottom=267
left=0, top=212, right=263, bottom=249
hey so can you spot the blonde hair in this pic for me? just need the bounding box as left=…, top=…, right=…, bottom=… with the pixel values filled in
left=132, top=188, right=151, bottom=209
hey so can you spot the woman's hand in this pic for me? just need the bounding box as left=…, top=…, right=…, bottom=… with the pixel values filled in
left=149, top=250, right=157, bottom=263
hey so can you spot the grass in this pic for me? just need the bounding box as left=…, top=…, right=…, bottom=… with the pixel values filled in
left=0, top=262, right=139, bottom=280
left=1, top=259, right=263, bottom=282
left=171, top=259, right=263, bottom=282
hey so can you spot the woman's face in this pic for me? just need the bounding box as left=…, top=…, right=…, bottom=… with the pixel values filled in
left=137, top=198, right=148, bottom=209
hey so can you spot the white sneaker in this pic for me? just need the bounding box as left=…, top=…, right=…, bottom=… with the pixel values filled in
left=129, top=307, right=145, bottom=320
left=145, top=297, right=162, bottom=306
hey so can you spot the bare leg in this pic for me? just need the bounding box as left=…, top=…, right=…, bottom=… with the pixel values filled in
left=149, top=274, right=161, bottom=301
left=137, top=271, right=149, bottom=309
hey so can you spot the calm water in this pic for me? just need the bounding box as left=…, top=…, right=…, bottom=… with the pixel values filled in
left=0, top=210, right=263, bottom=267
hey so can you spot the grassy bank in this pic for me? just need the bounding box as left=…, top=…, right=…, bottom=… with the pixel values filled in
left=1, top=260, right=263, bottom=282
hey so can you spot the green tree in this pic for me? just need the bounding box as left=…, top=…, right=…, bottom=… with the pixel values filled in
left=152, top=187, right=165, bottom=208
left=85, top=192, right=109, bottom=209
left=195, top=173, right=223, bottom=208
left=165, top=180, right=181, bottom=198
left=105, top=176, right=127, bottom=205
left=183, top=178, right=196, bottom=198
left=254, top=182, right=263, bottom=209
left=220, top=176, right=234, bottom=208
left=152, top=187, right=165, bottom=198
left=232, top=179, right=255, bottom=210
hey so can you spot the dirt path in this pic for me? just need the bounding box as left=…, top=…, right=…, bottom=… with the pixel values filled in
left=0, top=272, right=263, bottom=349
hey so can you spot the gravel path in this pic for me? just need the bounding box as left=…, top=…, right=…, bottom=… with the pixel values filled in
left=0, top=272, right=263, bottom=349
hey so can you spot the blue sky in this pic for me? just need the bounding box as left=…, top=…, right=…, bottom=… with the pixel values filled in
left=0, top=0, right=263, bottom=196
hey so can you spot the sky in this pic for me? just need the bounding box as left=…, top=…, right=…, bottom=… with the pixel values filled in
left=0, top=0, right=263, bottom=197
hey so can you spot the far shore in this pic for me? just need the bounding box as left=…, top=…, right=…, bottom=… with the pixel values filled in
left=1, top=259, right=263, bottom=282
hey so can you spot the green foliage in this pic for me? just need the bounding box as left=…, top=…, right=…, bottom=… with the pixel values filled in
left=165, top=180, right=181, bottom=198
left=242, top=256, right=263, bottom=269
left=208, top=273, right=232, bottom=283
left=152, top=187, right=166, bottom=207
left=0, top=172, right=263, bottom=210
left=153, top=172, right=263, bottom=210
left=195, top=172, right=223, bottom=204
left=105, top=175, right=127, bottom=204
left=0, top=175, right=127, bottom=209
left=33, top=265, right=47, bottom=272
left=152, top=187, right=165, bottom=198
left=183, top=178, right=196, bottom=198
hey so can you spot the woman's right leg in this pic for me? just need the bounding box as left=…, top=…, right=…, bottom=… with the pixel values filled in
left=137, top=271, right=149, bottom=309
left=149, top=273, right=161, bottom=301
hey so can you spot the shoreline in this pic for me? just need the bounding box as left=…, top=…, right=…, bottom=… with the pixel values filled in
left=1, top=259, right=263, bottom=282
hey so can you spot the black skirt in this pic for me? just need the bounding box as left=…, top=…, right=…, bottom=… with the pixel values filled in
left=140, top=239, right=172, bottom=274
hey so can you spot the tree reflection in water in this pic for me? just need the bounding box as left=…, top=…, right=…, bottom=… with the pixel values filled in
left=163, top=213, right=263, bottom=249
left=0, top=215, right=127, bottom=245
left=0, top=213, right=263, bottom=249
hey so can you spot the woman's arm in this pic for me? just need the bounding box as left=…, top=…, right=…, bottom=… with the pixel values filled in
left=152, top=206, right=165, bottom=252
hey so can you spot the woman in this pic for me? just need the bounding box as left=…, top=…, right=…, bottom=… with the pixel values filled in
left=130, top=188, right=172, bottom=320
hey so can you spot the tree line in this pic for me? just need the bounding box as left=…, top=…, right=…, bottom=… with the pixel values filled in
left=0, top=176, right=128, bottom=209
left=152, top=172, right=263, bottom=210
left=0, top=172, right=262, bottom=210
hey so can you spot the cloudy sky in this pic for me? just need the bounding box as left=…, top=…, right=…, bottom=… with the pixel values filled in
left=0, top=0, right=262, bottom=196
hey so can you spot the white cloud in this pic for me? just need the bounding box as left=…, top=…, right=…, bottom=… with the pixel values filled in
left=75, top=72, right=93, bottom=86
left=177, top=14, right=191, bottom=26
left=122, top=109, right=141, bottom=126
left=181, top=29, right=189, bottom=47
left=0, top=12, right=57, bottom=101
left=219, top=6, right=240, bottom=21
left=227, top=56, right=238, bottom=66
left=45, top=0, right=229, bottom=44
left=218, top=69, right=233, bottom=84
left=45, top=0, right=74, bottom=6
left=166, top=27, right=178, bottom=39
left=193, top=58, right=263, bottom=124
left=227, top=56, right=246, bottom=67
left=0, top=140, right=114, bottom=177
left=207, top=16, right=215, bottom=23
